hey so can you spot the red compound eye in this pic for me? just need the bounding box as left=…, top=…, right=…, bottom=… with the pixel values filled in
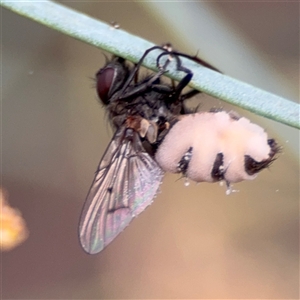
left=96, top=67, right=115, bottom=104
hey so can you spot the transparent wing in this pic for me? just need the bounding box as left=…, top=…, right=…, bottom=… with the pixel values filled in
left=79, top=127, right=164, bottom=254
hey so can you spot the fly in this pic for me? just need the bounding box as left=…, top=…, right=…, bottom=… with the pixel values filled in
left=79, top=46, right=279, bottom=254
left=79, top=46, right=208, bottom=254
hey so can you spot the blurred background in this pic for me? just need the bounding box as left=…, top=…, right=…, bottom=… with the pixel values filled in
left=2, top=1, right=299, bottom=299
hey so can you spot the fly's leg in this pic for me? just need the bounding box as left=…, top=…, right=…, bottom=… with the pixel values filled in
left=156, top=52, right=196, bottom=110
left=119, top=58, right=171, bottom=100
left=119, top=46, right=172, bottom=99
left=156, top=50, right=220, bottom=113
left=168, top=50, right=221, bottom=73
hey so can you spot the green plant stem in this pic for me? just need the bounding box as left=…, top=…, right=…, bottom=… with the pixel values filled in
left=1, top=0, right=299, bottom=129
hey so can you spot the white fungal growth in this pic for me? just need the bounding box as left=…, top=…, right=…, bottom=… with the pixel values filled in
left=155, top=111, right=273, bottom=184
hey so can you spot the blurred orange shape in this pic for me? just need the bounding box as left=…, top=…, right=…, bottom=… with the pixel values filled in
left=0, top=189, right=29, bottom=251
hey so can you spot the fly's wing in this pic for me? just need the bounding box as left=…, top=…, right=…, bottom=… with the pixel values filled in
left=79, top=127, right=164, bottom=254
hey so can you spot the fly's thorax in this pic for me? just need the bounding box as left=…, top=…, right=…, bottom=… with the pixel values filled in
left=107, top=89, right=180, bottom=147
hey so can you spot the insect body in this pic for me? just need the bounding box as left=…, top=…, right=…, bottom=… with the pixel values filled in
left=79, top=46, right=199, bottom=254
left=79, top=46, right=278, bottom=254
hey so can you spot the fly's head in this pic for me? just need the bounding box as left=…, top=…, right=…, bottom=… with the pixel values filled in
left=96, top=56, right=129, bottom=105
